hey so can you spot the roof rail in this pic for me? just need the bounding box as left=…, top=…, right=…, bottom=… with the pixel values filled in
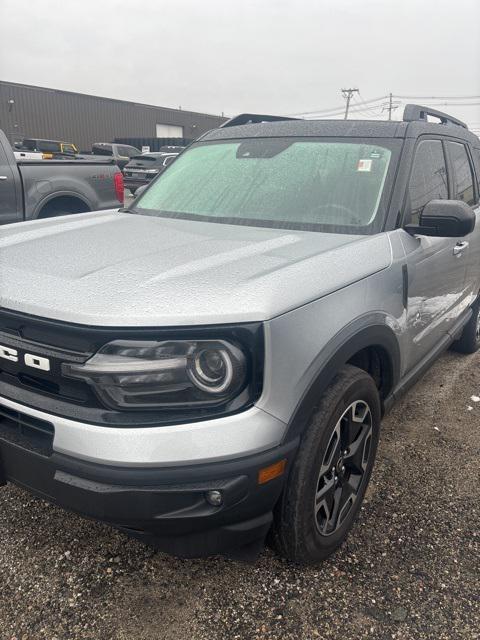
left=403, top=103, right=468, bottom=129
left=220, top=113, right=300, bottom=128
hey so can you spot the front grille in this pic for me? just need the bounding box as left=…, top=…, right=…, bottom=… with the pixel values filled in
left=0, top=403, right=54, bottom=456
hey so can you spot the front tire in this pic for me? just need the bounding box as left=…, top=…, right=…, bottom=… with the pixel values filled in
left=452, top=297, right=480, bottom=354
left=272, top=365, right=381, bottom=564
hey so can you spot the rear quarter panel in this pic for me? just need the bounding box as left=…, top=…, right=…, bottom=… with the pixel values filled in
left=18, top=161, right=121, bottom=220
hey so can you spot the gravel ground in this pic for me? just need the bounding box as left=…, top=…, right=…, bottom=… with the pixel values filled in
left=0, top=349, right=479, bottom=640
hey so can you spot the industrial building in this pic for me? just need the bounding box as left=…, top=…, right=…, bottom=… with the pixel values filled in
left=0, top=80, right=227, bottom=150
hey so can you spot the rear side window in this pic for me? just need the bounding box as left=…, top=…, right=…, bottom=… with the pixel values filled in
left=93, top=145, right=113, bottom=156
left=446, top=141, right=476, bottom=206
left=408, top=140, right=448, bottom=224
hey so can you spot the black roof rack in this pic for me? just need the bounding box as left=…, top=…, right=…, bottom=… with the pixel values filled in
left=403, top=103, right=468, bottom=129
left=220, top=113, right=300, bottom=128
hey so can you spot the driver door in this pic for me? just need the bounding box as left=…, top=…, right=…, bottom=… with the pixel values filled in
left=400, top=138, right=470, bottom=373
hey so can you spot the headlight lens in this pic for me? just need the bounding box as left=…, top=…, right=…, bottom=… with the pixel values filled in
left=62, top=339, right=247, bottom=410
left=190, top=347, right=233, bottom=393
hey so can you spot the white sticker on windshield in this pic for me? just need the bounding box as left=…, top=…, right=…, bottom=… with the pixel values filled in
left=357, top=159, right=372, bottom=172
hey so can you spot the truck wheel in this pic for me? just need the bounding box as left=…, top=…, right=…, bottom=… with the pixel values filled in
left=452, top=297, right=480, bottom=354
left=272, top=365, right=380, bottom=564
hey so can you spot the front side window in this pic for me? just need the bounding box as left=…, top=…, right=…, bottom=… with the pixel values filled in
left=408, top=140, right=448, bottom=225
left=135, top=138, right=396, bottom=234
left=447, top=141, right=476, bottom=206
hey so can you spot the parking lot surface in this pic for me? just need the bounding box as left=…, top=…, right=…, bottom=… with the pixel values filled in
left=0, top=349, right=479, bottom=640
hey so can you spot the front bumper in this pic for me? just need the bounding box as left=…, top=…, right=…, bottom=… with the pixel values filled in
left=0, top=397, right=297, bottom=557
left=0, top=431, right=298, bottom=557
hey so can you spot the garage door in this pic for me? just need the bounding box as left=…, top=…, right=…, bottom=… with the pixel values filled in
left=156, top=124, right=184, bottom=138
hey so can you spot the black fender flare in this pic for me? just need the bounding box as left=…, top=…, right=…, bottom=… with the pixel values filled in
left=282, top=324, right=401, bottom=444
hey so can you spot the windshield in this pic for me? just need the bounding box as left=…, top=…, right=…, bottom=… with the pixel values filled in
left=135, top=137, right=399, bottom=234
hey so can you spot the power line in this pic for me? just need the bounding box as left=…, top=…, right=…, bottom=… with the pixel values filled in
left=290, top=93, right=480, bottom=118
left=350, top=95, right=385, bottom=119
left=394, top=94, right=480, bottom=100
left=413, top=102, right=480, bottom=107
left=355, top=93, right=391, bottom=118
left=303, top=104, right=388, bottom=119
left=289, top=94, right=388, bottom=117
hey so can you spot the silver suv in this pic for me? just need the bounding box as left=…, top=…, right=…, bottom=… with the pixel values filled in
left=1, top=105, right=479, bottom=563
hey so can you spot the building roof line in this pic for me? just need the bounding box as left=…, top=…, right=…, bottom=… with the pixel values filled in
left=0, top=79, right=226, bottom=121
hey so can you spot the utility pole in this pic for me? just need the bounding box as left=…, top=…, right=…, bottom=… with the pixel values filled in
left=382, top=93, right=399, bottom=120
left=341, top=88, right=359, bottom=119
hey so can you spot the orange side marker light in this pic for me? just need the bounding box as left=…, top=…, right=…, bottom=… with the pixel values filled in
left=258, top=459, right=287, bottom=485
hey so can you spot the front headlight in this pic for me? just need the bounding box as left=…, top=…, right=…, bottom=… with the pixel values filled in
left=62, top=339, right=247, bottom=410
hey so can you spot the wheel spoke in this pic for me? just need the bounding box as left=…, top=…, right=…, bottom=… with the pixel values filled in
left=337, top=488, right=356, bottom=527
left=345, top=472, right=362, bottom=495
left=328, top=485, right=343, bottom=531
left=319, top=420, right=342, bottom=477
left=344, top=423, right=373, bottom=472
left=315, top=474, right=335, bottom=510
left=315, top=477, right=336, bottom=534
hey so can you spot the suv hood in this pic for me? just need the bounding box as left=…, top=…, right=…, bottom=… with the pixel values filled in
left=0, top=211, right=392, bottom=326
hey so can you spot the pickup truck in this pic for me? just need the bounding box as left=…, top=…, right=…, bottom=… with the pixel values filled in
left=89, top=142, right=141, bottom=171
left=0, top=129, right=124, bottom=225
left=0, top=105, right=479, bottom=563
left=15, top=138, right=78, bottom=155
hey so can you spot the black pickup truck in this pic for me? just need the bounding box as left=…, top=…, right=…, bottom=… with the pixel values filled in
left=0, top=129, right=124, bottom=225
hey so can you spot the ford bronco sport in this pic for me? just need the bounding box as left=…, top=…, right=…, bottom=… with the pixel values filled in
left=0, top=105, right=479, bottom=563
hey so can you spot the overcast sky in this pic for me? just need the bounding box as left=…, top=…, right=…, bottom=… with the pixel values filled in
left=1, top=0, right=479, bottom=131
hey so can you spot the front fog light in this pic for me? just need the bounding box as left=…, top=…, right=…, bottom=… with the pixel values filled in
left=205, top=490, right=223, bottom=506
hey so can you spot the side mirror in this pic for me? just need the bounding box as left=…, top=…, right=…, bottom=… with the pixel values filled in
left=405, top=199, right=476, bottom=237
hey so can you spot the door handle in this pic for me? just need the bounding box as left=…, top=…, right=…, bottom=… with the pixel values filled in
left=453, top=241, right=469, bottom=256
left=0, top=176, right=8, bottom=180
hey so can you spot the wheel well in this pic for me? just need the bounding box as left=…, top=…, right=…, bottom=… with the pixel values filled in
left=347, top=345, right=394, bottom=401
left=38, top=196, right=90, bottom=219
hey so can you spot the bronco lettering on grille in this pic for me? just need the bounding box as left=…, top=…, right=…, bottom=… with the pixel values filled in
left=0, top=345, right=50, bottom=371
